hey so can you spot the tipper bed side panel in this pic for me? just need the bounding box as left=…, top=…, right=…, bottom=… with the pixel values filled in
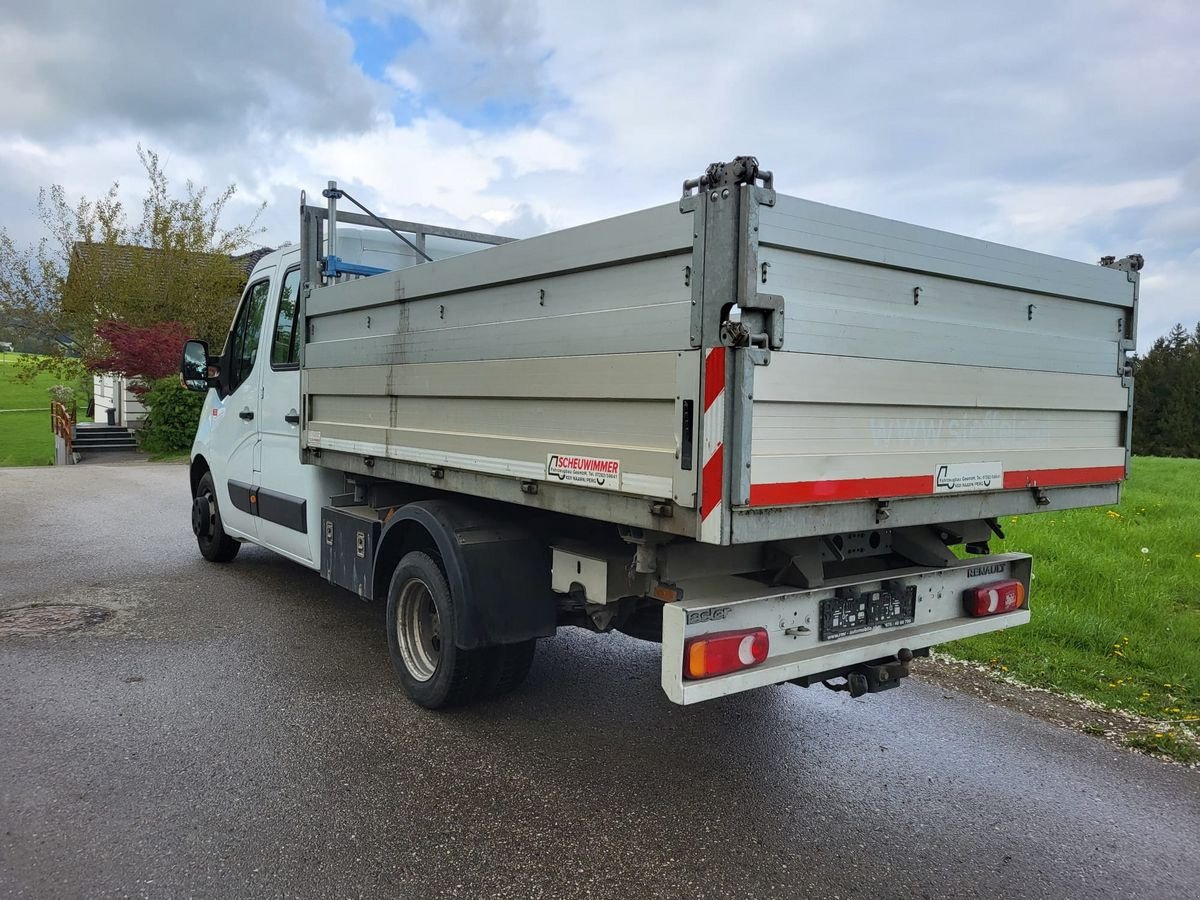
left=741, top=195, right=1136, bottom=524
left=302, top=203, right=700, bottom=511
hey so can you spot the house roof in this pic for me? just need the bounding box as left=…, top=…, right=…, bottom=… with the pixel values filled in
left=70, top=242, right=275, bottom=279
left=64, top=242, right=275, bottom=309
left=62, top=242, right=277, bottom=340
left=231, top=247, right=275, bottom=275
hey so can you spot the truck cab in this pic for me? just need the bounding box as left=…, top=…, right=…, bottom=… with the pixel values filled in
left=186, top=230, right=483, bottom=567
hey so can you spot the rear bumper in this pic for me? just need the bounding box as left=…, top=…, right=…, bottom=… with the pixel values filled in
left=661, top=553, right=1031, bottom=704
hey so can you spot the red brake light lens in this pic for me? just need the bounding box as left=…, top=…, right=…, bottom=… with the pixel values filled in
left=684, top=628, right=769, bottom=680
left=963, top=579, right=1026, bottom=617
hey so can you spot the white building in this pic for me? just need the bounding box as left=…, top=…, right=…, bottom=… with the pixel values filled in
left=92, top=374, right=146, bottom=427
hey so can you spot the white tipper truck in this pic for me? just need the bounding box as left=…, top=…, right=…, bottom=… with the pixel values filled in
left=181, top=157, right=1142, bottom=709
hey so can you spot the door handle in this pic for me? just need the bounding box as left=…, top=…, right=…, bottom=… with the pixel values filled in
left=284, top=411, right=300, bottom=424
left=239, top=408, right=254, bottom=421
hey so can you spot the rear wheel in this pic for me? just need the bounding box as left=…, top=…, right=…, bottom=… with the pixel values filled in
left=193, top=471, right=240, bottom=563
left=386, top=551, right=491, bottom=709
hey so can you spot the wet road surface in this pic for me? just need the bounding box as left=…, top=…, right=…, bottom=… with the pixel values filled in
left=1, top=464, right=1198, bottom=899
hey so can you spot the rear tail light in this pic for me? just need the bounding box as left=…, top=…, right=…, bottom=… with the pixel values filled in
left=684, top=628, right=769, bottom=680
left=963, top=579, right=1026, bottom=617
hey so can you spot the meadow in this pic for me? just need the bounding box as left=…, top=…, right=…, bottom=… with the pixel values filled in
left=0, top=353, right=67, bottom=466
left=946, top=456, right=1200, bottom=761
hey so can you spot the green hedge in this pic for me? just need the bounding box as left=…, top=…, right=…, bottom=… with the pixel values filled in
left=139, top=377, right=204, bottom=453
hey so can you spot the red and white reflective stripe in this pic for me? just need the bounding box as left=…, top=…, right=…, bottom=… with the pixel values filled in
left=748, top=465, right=1127, bottom=508
left=699, top=346, right=726, bottom=543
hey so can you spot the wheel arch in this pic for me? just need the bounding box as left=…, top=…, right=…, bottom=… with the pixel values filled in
left=190, top=455, right=211, bottom=495
left=373, top=499, right=555, bottom=650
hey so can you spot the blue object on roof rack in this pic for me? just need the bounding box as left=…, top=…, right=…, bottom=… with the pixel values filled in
left=322, top=255, right=389, bottom=279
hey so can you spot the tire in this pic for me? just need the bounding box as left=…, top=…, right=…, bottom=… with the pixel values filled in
left=193, top=471, right=240, bottom=563
left=386, top=551, right=491, bottom=709
left=481, top=639, right=536, bottom=699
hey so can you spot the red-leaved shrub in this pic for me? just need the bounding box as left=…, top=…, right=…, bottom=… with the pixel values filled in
left=87, top=320, right=191, bottom=395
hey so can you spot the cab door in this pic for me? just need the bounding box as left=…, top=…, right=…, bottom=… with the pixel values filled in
left=252, top=264, right=315, bottom=562
left=208, top=272, right=272, bottom=540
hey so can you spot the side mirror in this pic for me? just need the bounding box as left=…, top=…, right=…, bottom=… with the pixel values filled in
left=180, top=340, right=217, bottom=393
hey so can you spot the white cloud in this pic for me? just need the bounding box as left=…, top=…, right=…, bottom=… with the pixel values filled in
left=0, top=0, right=1197, bottom=347
left=385, top=65, right=423, bottom=94
left=988, top=179, right=1181, bottom=236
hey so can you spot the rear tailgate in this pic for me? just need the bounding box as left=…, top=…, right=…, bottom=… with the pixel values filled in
left=728, top=194, right=1137, bottom=542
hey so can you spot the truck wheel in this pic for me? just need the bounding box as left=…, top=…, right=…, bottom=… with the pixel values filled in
left=386, top=551, right=490, bottom=709
left=481, top=639, right=537, bottom=698
left=193, top=472, right=240, bottom=563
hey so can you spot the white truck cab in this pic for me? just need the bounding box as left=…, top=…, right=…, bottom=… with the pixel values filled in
left=191, top=244, right=327, bottom=565
left=190, top=230, right=478, bottom=567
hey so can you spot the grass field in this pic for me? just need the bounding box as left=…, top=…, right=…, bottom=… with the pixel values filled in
left=946, top=456, right=1200, bottom=761
left=0, top=353, right=87, bottom=466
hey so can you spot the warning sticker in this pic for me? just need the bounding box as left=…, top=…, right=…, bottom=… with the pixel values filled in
left=546, top=453, right=621, bottom=490
left=934, top=461, right=1003, bottom=493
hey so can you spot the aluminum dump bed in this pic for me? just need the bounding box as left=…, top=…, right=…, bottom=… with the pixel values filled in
left=299, top=159, right=1138, bottom=545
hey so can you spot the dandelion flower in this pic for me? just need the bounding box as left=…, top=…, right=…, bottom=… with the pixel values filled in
left=1106, top=510, right=1121, bottom=518
left=1141, top=547, right=1149, bottom=554
left=1154, top=732, right=1165, bottom=739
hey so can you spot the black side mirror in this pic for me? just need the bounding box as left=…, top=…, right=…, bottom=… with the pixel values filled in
left=180, top=340, right=217, bottom=393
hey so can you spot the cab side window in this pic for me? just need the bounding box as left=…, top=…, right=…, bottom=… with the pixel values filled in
left=271, top=268, right=301, bottom=369
left=227, top=279, right=270, bottom=394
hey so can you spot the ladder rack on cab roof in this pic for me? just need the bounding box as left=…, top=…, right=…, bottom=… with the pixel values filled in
left=299, top=180, right=515, bottom=287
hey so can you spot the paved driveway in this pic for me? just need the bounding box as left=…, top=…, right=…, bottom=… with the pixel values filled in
left=1, top=464, right=1198, bottom=899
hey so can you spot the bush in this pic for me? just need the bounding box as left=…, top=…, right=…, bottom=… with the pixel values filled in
left=139, top=376, right=204, bottom=453
left=47, top=384, right=76, bottom=405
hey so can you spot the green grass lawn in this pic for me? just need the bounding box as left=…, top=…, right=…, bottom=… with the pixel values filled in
left=946, top=456, right=1200, bottom=761
left=0, top=353, right=76, bottom=466
left=0, top=410, right=55, bottom=466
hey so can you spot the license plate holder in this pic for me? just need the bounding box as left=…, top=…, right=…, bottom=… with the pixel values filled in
left=820, top=586, right=917, bottom=641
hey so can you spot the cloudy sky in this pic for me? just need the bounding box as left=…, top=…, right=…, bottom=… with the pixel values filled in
left=1, top=0, right=1197, bottom=345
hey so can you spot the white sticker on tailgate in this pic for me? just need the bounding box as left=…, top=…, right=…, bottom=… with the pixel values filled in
left=546, top=453, right=621, bottom=490
left=934, top=462, right=1003, bottom=493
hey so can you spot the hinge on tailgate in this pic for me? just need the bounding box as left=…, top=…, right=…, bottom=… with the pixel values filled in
left=680, top=155, right=784, bottom=359
left=1099, top=253, right=1145, bottom=281
left=681, top=156, right=774, bottom=198
left=720, top=293, right=784, bottom=357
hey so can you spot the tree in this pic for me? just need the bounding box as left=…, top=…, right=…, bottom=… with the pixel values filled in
left=0, top=146, right=264, bottom=379
left=1132, top=321, right=1200, bottom=458
left=87, top=320, right=192, bottom=394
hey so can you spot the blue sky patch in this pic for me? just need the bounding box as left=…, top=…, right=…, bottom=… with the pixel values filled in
left=343, top=12, right=423, bottom=83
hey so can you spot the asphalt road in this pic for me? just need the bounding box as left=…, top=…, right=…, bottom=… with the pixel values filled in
left=1, top=464, right=1198, bottom=900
